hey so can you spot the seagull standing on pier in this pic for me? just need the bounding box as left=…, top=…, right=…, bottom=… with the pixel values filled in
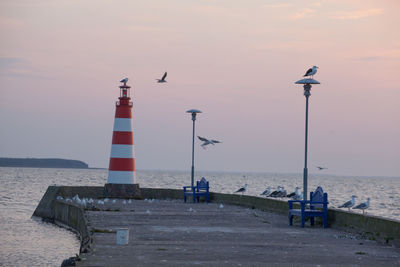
left=277, top=186, right=287, bottom=197
left=156, top=72, right=167, bottom=83
left=303, top=66, right=318, bottom=78
left=197, top=136, right=222, bottom=149
left=287, top=187, right=300, bottom=198
left=269, top=186, right=282, bottom=197
left=352, top=198, right=370, bottom=214
left=294, top=190, right=303, bottom=200
left=234, top=184, right=247, bottom=195
left=339, top=195, right=357, bottom=211
left=260, top=186, right=271, bottom=196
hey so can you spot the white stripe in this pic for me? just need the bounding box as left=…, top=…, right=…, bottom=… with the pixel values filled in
left=108, top=171, right=135, bottom=184
left=110, top=144, right=135, bottom=158
left=113, top=118, right=132, bottom=132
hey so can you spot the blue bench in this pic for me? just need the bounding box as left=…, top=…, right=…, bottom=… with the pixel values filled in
left=183, top=177, right=210, bottom=203
left=288, top=186, right=328, bottom=228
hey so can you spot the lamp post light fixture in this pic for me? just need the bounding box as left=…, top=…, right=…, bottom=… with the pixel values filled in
left=295, top=78, right=320, bottom=201
left=186, top=109, right=202, bottom=187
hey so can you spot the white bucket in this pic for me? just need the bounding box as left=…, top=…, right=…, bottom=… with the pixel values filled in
left=116, top=228, right=129, bottom=245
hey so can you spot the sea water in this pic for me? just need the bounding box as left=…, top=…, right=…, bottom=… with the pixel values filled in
left=0, top=167, right=399, bottom=266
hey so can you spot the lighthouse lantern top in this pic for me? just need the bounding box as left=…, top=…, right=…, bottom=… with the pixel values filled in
left=119, top=78, right=131, bottom=99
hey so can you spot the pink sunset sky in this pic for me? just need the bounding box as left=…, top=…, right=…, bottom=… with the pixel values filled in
left=0, top=0, right=399, bottom=177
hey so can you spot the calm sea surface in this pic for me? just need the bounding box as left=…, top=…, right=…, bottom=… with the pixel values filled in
left=0, top=167, right=399, bottom=266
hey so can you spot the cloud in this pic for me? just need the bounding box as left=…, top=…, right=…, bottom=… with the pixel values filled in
left=332, top=8, right=384, bottom=20
left=310, top=1, right=325, bottom=7
left=254, top=40, right=320, bottom=51
left=291, top=8, right=316, bottom=20
left=193, top=5, right=244, bottom=19
left=125, top=25, right=176, bottom=33
left=0, top=57, right=24, bottom=69
left=351, top=48, right=400, bottom=61
left=0, top=17, right=24, bottom=30
left=260, top=3, right=292, bottom=9
left=0, top=57, right=46, bottom=79
left=353, top=56, right=383, bottom=61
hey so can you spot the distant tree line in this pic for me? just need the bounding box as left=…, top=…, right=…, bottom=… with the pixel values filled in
left=0, top=158, right=89, bottom=169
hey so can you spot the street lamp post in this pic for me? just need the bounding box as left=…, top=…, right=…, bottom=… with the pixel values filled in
left=186, top=109, right=202, bottom=187
left=295, top=78, right=320, bottom=201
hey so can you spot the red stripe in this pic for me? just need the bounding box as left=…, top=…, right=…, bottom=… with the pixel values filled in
left=112, top=131, right=133, bottom=145
left=109, top=158, right=135, bottom=171
left=115, top=105, right=132, bottom=118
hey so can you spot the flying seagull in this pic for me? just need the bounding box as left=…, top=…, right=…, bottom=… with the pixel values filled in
left=303, top=66, right=318, bottom=78
left=197, top=136, right=222, bottom=149
left=156, top=72, right=167, bottom=83
left=316, top=166, right=328, bottom=170
left=339, top=195, right=357, bottom=211
left=120, top=78, right=128, bottom=83
left=234, top=184, right=247, bottom=195
left=352, top=198, right=370, bottom=215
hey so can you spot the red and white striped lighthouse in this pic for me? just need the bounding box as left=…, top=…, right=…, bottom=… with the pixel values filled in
left=107, top=78, right=136, bottom=184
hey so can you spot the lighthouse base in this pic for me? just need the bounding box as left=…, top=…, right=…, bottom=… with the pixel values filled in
left=104, top=183, right=142, bottom=198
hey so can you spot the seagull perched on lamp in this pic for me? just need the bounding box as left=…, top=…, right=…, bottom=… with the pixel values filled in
left=120, top=78, right=128, bottom=83
left=303, top=66, right=318, bottom=78
left=197, top=136, right=222, bottom=149
left=156, top=72, right=167, bottom=83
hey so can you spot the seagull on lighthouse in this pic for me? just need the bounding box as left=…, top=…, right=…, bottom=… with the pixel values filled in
left=156, top=72, right=167, bottom=83
left=197, top=136, right=222, bottom=149
left=303, top=66, right=318, bottom=78
left=120, top=78, right=128, bottom=84
left=338, top=195, right=357, bottom=211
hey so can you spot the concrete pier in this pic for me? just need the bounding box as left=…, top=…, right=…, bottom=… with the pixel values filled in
left=77, top=199, right=400, bottom=266
left=33, top=186, right=400, bottom=266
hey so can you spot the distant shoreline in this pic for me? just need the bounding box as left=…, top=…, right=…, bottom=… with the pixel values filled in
left=0, top=158, right=89, bottom=169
